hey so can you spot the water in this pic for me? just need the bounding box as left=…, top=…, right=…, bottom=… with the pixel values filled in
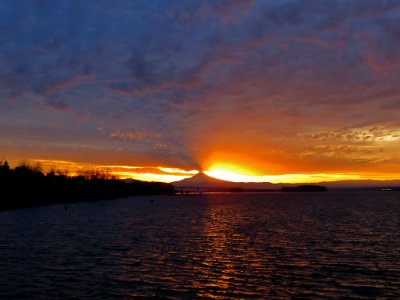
left=0, top=192, right=399, bottom=299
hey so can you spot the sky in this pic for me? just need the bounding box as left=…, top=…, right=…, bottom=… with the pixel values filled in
left=1, top=0, right=400, bottom=183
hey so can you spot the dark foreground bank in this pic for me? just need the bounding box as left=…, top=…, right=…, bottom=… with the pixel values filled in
left=0, top=161, right=174, bottom=211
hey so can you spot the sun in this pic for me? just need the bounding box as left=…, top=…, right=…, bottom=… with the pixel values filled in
left=204, top=163, right=259, bottom=182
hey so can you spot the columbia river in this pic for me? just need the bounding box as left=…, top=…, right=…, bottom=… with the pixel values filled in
left=1, top=192, right=399, bottom=299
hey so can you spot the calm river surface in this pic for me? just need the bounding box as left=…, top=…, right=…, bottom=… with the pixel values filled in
left=1, top=192, right=399, bottom=299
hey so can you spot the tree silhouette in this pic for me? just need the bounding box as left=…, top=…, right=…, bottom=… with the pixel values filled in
left=0, top=160, right=174, bottom=212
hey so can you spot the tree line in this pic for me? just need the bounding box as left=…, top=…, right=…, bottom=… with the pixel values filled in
left=0, top=161, right=175, bottom=211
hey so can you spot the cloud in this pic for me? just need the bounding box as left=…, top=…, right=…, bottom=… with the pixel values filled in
left=300, top=126, right=400, bottom=144
left=1, top=0, right=400, bottom=175
left=109, top=130, right=148, bottom=140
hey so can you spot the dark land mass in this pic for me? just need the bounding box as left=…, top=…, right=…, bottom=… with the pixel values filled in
left=0, top=161, right=174, bottom=212
left=281, top=185, right=327, bottom=192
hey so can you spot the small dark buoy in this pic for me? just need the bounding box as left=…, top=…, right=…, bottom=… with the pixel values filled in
left=64, top=204, right=68, bottom=211
left=150, top=199, right=154, bottom=203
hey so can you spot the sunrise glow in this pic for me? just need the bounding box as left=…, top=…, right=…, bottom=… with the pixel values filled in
left=205, top=163, right=257, bottom=182
left=202, top=161, right=400, bottom=184
left=112, top=171, right=190, bottom=182
left=17, top=159, right=197, bottom=182
left=205, top=169, right=254, bottom=182
left=204, top=165, right=357, bottom=183
left=8, top=158, right=399, bottom=184
left=2, top=0, right=400, bottom=186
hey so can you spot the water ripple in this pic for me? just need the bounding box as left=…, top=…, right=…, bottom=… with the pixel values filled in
left=0, top=192, right=399, bottom=298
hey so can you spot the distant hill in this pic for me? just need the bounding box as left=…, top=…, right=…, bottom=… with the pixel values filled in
left=317, top=180, right=400, bottom=189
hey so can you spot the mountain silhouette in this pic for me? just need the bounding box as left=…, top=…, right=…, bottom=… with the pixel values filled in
left=172, top=172, right=234, bottom=188
left=172, top=172, right=274, bottom=189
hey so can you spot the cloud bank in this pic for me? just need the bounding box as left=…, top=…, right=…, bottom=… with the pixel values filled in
left=1, top=0, right=400, bottom=177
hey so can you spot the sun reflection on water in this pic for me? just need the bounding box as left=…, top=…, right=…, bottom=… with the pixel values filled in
left=191, top=197, right=267, bottom=298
